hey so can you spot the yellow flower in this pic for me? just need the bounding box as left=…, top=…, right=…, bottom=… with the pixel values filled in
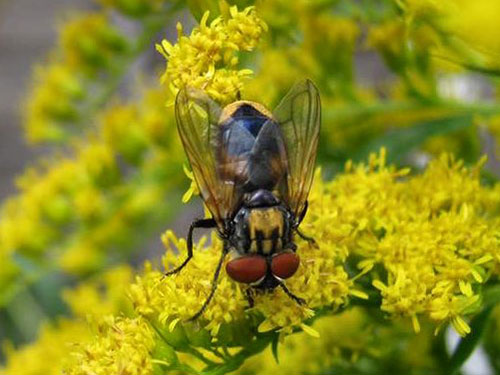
left=73, top=186, right=105, bottom=221
left=0, top=84, right=184, bottom=288
left=2, top=319, right=91, bottom=375
left=24, top=63, right=83, bottom=143
left=65, top=316, right=156, bottom=375
left=181, top=164, right=200, bottom=203
left=157, top=6, right=267, bottom=103
left=60, top=13, right=127, bottom=71
left=115, top=151, right=500, bottom=350
left=58, top=240, right=104, bottom=274
left=129, top=214, right=351, bottom=337
left=63, top=265, right=133, bottom=317
left=101, top=103, right=148, bottom=164
left=10, top=150, right=500, bottom=375
left=131, top=150, right=500, bottom=342
left=225, top=6, right=268, bottom=51
left=1, top=266, right=133, bottom=375
left=77, top=139, right=118, bottom=185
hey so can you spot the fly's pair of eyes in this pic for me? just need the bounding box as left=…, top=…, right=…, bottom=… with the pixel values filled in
left=226, top=253, right=300, bottom=284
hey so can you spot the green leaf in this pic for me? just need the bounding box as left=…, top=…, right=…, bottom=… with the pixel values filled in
left=271, top=334, right=280, bottom=364
left=202, top=332, right=276, bottom=375
left=226, top=0, right=256, bottom=7
left=445, top=286, right=500, bottom=374
left=352, top=114, right=473, bottom=163
left=483, top=285, right=500, bottom=307
left=186, top=0, right=221, bottom=22
left=446, top=305, right=495, bottom=375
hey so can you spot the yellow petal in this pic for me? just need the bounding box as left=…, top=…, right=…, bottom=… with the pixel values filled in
left=257, top=320, right=276, bottom=333
left=300, top=323, right=320, bottom=338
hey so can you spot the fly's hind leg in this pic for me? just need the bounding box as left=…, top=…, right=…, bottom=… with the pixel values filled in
left=163, top=218, right=217, bottom=277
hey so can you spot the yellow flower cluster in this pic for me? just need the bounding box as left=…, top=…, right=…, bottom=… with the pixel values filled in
left=240, top=308, right=441, bottom=374
left=2, top=320, right=90, bottom=375
left=336, top=152, right=499, bottom=336
left=60, top=14, right=127, bottom=72
left=67, top=316, right=156, bottom=375
left=1, top=266, right=133, bottom=375
left=157, top=6, right=267, bottom=103
left=25, top=63, right=84, bottom=143
left=134, top=150, right=499, bottom=342
left=0, top=87, right=183, bottom=299
left=3, top=151, right=500, bottom=375
left=24, top=13, right=127, bottom=143
left=6, top=1, right=500, bottom=374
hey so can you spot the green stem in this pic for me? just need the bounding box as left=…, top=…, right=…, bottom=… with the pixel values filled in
left=444, top=285, right=500, bottom=374
left=323, top=99, right=500, bottom=127
left=4, top=288, right=47, bottom=343
left=201, top=332, right=277, bottom=375
left=446, top=306, right=495, bottom=375
left=149, top=320, right=217, bottom=367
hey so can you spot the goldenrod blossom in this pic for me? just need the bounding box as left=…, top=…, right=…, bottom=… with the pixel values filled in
left=156, top=6, right=267, bottom=103
left=5, top=151, right=500, bottom=375
left=24, top=63, right=84, bottom=143
left=51, top=151, right=500, bottom=375
left=0, top=87, right=183, bottom=289
left=1, top=266, right=133, bottom=375
left=60, top=13, right=127, bottom=71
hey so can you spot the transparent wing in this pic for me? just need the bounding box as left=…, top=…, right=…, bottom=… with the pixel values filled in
left=273, top=79, right=321, bottom=219
left=175, top=88, right=239, bottom=229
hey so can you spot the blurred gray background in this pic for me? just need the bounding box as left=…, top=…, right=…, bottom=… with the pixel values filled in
left=0, top=0, right=92, bottom=200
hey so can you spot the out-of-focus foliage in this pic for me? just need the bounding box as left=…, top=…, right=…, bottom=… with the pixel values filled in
left=1, top=0, right=500, bottom=374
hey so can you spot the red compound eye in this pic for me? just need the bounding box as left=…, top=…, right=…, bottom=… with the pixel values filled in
left=271, top=252, right=300, bottom=279
left=226, top=255, right=267, bottom=284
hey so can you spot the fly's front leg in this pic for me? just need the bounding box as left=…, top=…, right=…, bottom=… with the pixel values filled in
left=187, top=243, right=229, bottom=321
left=280, top=283, right=305, bottom=305
left=245, top=288, right=255, bottom=309
left=296, top=228, right=317, bottom=247
left=163, top=218, right=217, bottom=277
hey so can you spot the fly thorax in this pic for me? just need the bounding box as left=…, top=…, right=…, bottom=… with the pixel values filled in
left=232, top=205, right=291, bottom=255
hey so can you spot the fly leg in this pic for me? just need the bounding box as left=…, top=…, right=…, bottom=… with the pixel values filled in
left=187, top=245, right=228, bottom=321
left=295, top=201, right=318, bottom=247
left=296, top=228, right=317, bottom=247
left=245, top=288, right=255, bottom=309
left=297, top=200, right=309, bottom=225
left=163, top=218, right=217, bottom=277
left=279, top=283, right=305, bottom=305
